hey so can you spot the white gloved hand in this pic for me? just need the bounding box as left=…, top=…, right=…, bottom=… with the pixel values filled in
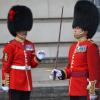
left=49, top=69, right=62, bottom=80
left=36, top=50, right=45, bottom=60
left=87, top=81, right=91, bottom=90
left=1, top=86, right=9, bottom=92
left=90, top=95, right=97, bottom=100
left=87, top=80, right=96, bottom=96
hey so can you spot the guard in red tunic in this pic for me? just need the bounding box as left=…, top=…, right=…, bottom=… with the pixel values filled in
left=1, top=5, right=45, bottom=100
left=50, top=1, right=100, bottom=100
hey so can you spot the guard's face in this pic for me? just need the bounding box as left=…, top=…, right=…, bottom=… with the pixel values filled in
left=73, top=27, right=87, bottom=39
left=16, top=31, right=27, bottom=40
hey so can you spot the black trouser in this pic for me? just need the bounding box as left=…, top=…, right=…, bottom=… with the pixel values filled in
left=70, top=96, right=87, bottom=100
left=9, top=89, right=31, bottom=100
left=95, top=91, right=100, bottom=100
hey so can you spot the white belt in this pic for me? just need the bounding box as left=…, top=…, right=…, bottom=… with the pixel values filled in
left=11, top=65, right=31, bottom=70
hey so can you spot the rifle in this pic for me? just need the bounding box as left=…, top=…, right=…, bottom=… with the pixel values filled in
left=53, top=7, right=64, bottom=80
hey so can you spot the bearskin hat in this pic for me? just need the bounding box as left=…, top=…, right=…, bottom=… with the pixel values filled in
left=72, top=0, right=100, bottom=38
left=7, top=5, right=33, bottom=37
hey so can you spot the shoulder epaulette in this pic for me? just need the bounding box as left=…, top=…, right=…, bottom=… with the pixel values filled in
left=5, top=40, right=14, bottom=46
left=7, top=40, right=14, bottom=44
left=88, top=39, right=96, bottom=44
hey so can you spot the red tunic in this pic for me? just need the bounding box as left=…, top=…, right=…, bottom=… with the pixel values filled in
left=2, top=39, right=39, bottom=91
left=65, top=40, right=100, bottom=96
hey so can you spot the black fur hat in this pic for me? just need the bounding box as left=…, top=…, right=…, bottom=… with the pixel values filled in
left=72, top=0, right=100, bottom=38
left=7, top=5, right=33, bottom=37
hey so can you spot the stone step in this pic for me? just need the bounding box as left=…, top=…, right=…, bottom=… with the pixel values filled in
left=0, top=86, right=69, bottom=100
